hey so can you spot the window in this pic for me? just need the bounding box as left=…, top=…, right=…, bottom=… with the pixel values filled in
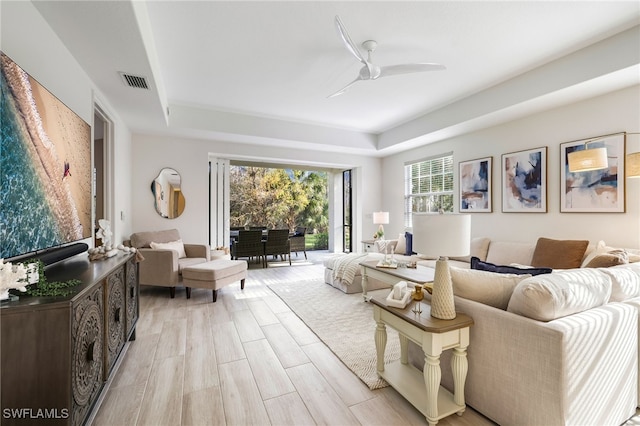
left=404, top=153, right=454, bottom=227
left=343, top=170, right=352, bottom=253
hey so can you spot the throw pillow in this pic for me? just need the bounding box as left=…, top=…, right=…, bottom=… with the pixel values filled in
left=375, top=240, right=396, bottom=254
left=530, top=237, right=589, bottom=269
left=150, top=239, right=187, bottom=258
left=394, top=233, right=407, bottom=254
left=405, top=232, right=414, bottom=256
left=471, top=256, right=552, bottom=276
left=584, top=250, right=628, bottom=268
left=507, top=269, right=612, bottom=321
left=581, top=240, right=614, bottom=267
left=449, top=266, right=530, bottom=310
left=581, top=240, right=640, bottom=266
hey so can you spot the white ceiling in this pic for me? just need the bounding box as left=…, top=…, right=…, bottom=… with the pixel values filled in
left=33, top=1, right=640, bottom=157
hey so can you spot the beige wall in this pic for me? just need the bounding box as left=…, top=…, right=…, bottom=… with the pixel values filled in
left=131, top=134, right=382, bottom=249
left=5, top=1, right=637, bottom=251
left=381, top=85, right=640, bottom=248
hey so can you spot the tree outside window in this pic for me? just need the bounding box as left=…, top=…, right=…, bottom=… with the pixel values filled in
left=229, top=166, right=328, bottom=248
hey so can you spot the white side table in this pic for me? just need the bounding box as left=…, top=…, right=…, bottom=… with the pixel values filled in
left=361, top=239, right=376, bottom=253
left=370, top=296, right=473, bottom=426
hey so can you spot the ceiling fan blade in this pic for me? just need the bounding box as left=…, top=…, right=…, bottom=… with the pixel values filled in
left=327, top=76, right=362, bottom=98
left=379, top=63, right=446, bottom=78
left=334, top=16, right=366, bottom=65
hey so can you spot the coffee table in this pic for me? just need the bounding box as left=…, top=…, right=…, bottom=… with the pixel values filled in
left=359, top=260, right=435, bottom=301
left=370, top=295, right=473, bottom=426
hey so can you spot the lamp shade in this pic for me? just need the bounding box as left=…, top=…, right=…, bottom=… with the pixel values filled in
left=372, top=211, right=389, bottom=225
left=412, top=213, right=471, bottom=257
left=627, top=152, right=640, bottom=178
left=568, top=147, right=608, bottom=172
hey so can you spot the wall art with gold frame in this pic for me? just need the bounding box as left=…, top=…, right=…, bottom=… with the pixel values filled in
left=560, top=132, right=625, bottom=213
left=501, top=147, right=547, bottom=213
left=459, top=156, right=492, bottom=212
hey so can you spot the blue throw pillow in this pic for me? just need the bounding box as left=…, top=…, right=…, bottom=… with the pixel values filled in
left=470, top=256, right=552, bottom=276
left=405, top=232, right=414, bottom=256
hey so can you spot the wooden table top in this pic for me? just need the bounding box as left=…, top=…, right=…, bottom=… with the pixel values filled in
left=370, top=295, right=474, bottom=333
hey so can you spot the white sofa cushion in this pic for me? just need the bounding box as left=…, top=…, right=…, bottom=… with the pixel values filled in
left=450, top=237, right=491, bottom=263
left=485, top=241, right=535, bottom=266
left=507, top=269, right=612, bottom=321
left=602, top=263, right=640, bottom=302
left=450, top=266, right=530, bottom=310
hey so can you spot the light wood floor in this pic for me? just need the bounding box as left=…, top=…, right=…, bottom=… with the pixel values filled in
left=92, top=251, right=636, bottom=426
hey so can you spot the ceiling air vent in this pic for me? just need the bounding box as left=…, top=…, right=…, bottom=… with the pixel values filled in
left=119, top=72, right=149, bottom=90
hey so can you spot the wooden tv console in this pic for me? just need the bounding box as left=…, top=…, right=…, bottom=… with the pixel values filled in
left=1, top=252, right=139, bottom=426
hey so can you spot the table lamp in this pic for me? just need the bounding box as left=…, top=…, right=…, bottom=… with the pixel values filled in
left=373, top=211, right=389, bottom=239
left=412, top=213, right=471, bottom=320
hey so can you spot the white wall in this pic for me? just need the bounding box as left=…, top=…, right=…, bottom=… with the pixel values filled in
left=7, top=0, right=636, bottom=250
left=131, top=134, right=381, bottom=249
left=1, top=1, right=133, bottom=246
left=382, top=85, right=640, bottom=248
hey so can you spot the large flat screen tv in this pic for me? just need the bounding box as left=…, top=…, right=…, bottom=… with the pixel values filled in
left=1, top=52, right=92, bottom=261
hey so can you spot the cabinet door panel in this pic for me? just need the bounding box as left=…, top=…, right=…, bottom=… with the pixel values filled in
left=125, top=258, right=138, bottom=338
left=105, top=266, right=126, bottom=376
left=72, top=284, right=104, bottom=426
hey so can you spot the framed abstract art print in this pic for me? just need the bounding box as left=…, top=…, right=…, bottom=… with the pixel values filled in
left=560, top=133, right=625, bottom=213
left=501, top=147, right=547, bottom=213
left=459, top=157, right=492, bottom=212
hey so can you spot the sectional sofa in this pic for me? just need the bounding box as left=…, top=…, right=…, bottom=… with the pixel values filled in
left=325, top=236, right=640, bottom=425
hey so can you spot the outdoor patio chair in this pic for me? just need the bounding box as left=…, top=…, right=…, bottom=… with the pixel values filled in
left=263, top=229, right=291, bottom=267
left=290, top=226, right=307, bottom=260
left=232, top=229, right=264, bottom=265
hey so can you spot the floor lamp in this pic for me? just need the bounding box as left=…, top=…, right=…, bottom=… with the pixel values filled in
left=628, top=152, right=640, bottom=249
left=412, top=213, right=471, bottom=320
left=627, top=152, right=640, bottom=179
left=568, top=140, right=608, bottom=172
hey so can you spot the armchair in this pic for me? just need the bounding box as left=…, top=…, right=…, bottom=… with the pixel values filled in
left=264, top=229, right=291, bottom=267
left=289, top=226, right=307, bottom=260
left=129, top=229, right=210, bottom=298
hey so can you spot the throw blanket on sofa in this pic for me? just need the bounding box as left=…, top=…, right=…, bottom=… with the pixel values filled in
left=331, top=253, right=368, bottom=286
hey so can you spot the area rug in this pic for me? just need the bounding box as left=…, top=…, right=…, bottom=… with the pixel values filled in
left=268, top=278, right=400, bottom=390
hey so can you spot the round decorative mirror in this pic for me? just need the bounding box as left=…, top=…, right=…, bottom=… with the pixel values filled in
left=151, top=168, right=185, bottom=218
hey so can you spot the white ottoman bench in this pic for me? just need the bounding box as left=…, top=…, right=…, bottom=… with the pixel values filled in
left=182, top=259, right=247, bottom=302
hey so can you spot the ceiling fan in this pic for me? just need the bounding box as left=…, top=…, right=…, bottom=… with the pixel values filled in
left=329, top=15, right=446, bottom=98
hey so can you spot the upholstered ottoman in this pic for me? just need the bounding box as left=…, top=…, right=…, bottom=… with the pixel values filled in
left=182, top=260, right=247, bottom=302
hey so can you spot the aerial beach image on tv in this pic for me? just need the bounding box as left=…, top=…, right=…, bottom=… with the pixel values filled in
left=1, top=52, right=91, bottom=260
